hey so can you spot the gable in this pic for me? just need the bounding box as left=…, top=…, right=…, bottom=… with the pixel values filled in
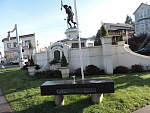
left=133, top=3, right=150, bottom=15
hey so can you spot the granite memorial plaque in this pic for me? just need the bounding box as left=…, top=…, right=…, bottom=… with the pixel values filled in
left=40, top=78, right=114, bottom=95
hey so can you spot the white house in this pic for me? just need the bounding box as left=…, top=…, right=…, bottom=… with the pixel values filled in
left=133, top=3, right=150, bottom=35
left=2, top=33, right=48, bottom=63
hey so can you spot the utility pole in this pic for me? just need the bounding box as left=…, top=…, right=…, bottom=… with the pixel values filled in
left=7, top=24, right=24, bottom=69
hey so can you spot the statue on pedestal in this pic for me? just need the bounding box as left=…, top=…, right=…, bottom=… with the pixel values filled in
left=61, top=0, right=76, bottom=28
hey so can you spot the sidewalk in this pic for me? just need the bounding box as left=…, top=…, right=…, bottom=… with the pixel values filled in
left=132, top=105, right=150, bottom=113
left=0, top=88, right=14, bottom=113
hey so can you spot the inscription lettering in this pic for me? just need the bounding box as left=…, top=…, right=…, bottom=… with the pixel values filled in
left=57, top=88, right=96, bottom=94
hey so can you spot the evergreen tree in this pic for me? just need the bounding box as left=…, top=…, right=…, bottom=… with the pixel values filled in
left=100, top=25, right=109, bottom=37
left=29, top=55, right=35, bottom=66
left=61, top=51, right=68, bottom=67
left=94, top=29, right=102, bottom=46
left=29, top=42, right=34, bottom=49
left=125, top=15, right=133, bottom=24
left=119, top=33, right=124, bottom=41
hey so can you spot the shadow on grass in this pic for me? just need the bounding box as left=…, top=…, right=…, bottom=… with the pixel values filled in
left=16, top=97, right=91, bottom=113
left=112, top=73, right=150, bottom=90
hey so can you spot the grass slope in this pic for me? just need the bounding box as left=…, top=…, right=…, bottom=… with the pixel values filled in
left=0, top=68, right=150, bottom=113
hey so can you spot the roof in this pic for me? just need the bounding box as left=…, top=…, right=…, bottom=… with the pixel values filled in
left=58, top=38, right=87, bottom=42
left=133, top=3, right=150, bottom=14
left=2, top=33, right=35, bottom=42
left=104, top=23, right=134, bottom=30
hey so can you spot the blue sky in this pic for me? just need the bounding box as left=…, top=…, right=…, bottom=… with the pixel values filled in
left=0, top=0, right=149, bottom=52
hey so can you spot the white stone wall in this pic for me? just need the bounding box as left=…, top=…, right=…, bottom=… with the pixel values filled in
left=35, top=42, right=150, bottom=73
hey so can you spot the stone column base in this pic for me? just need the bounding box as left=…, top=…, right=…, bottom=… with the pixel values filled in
left=91, top=93, right=103, bottom=104
left=55, top=95, right=64, bottom=106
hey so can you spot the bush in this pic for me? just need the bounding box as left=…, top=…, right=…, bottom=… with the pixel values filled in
left=35, top=64, right=40, bottom=70
left=85, top=65, right=101, bottom=75
left=74, top=68, right=82, bottom=76
left=131, top=64, right=143, bottom=73
left=23, top=64, right=29, bottom=70
left=22, top=64, right=40, bottom=70
left=35, top=70, right=62, bottom=78
left=113, top=66, right=129, bottom=74
left=49, top=59, right=59, bottom=65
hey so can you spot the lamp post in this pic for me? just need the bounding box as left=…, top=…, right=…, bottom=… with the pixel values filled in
left=74, top=0, right=84, bottom=80
left=7, top=24, right=24, bottom=69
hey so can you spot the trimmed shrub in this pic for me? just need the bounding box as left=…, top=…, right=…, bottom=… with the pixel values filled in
left=61, top=51, right=68, bottom=67
left=74, top=68, right=82, bottom=76
left=131, top=64, right=143, bottom=73
left=85, top=65, right=100, bottom=75
left=23, top=64, right=40, bottom=70
left=23, top=64, right=29, bottom=70
left=100, top=25, right=109, bottom=37
left=35, top=70, right=61, bottom=78
left=113, top=66, right=129, bottom=74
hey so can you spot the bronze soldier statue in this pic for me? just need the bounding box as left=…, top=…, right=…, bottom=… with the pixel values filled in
left=61, top=2, right=76, bottom=28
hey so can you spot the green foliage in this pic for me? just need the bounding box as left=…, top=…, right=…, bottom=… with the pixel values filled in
left=94, top=29, right=102, bottom=46
left=119, top=33, right=124, bottom=41
left=125, top=15, right=134, bottom=25
left=29, top=55, right=35, bottom=66
left=100, top=25, right=109, bottom=37
left=61, top=51, right=68, bottom=67
left=131, top=64, right=143, bottom=73
left=113, top=66, right=129, bottom=74
left=29, top=42, right=34, bottom=49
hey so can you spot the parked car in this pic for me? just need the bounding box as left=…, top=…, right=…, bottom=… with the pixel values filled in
left=10, top=58, right=28, bottom=65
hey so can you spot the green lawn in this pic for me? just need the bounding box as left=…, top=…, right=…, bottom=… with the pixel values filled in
left=0, top=68, right=150, bottom=113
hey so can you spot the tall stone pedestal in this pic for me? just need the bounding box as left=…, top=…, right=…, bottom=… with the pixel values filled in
left=101, top=36, right=113, bottom=74
left=65, top=27, right=78, bottom=39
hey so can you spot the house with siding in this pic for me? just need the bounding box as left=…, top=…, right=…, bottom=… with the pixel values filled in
left=133, top=3, right=150, bottom=35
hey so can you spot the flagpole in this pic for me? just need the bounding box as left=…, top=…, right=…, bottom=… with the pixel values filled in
left=74, top=0, right=84, bottom=80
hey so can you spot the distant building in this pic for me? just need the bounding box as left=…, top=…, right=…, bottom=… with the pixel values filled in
left=103, top=23, right=134, bottom=44
left=133, top=3, right=150, bottom=35
left=2, top=33, right=48, bottom=63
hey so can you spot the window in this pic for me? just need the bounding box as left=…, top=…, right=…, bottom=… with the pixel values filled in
left=144, top=10, right=147, bottom=17
left=140, top=21, right=144, bottom=30
left=7, top=43, right=11, bottom=48
left=145, top=20, right=149, bottom=28
left=139, top=10, right=147, bottom=19
left=88, top=43, right=93, bottom=47
left=140, top=12, right=143, bottom=18
left=25, top=40, right=30, bottom=46
left=13, top=42, right=17, bottom=47
left=72, top=43, right=85, bottom=48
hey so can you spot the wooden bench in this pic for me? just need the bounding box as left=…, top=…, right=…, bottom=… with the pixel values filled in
left=40, top=78, right=114, bottom=106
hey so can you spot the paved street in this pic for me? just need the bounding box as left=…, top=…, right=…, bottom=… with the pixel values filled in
left=0, top=63, right=19, bottom=69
